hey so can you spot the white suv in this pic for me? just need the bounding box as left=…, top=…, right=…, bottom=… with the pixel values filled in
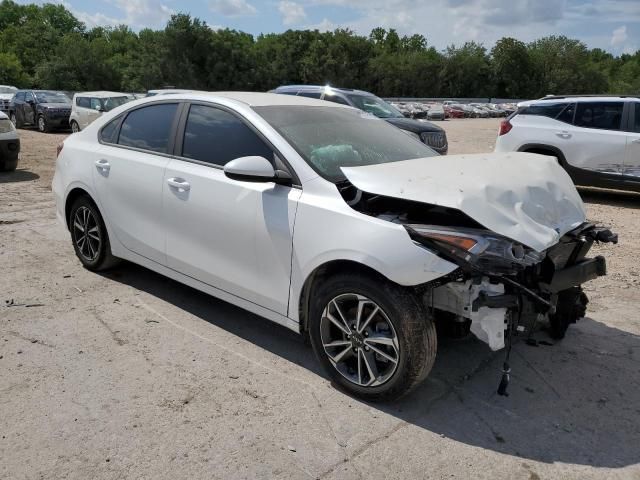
left=495, top=96, right=640, bottom=192
left=70, top=91, right=131, bottom=132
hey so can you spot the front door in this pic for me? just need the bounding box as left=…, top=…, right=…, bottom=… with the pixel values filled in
left=162, top=103, right=300, bottom=315
left=92, top=102, right=180, bottom=265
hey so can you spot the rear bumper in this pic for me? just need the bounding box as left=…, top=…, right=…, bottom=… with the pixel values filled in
left=0, top=137, right=20, bottom=163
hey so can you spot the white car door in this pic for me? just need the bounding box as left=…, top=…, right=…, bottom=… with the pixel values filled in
left=92, top=102, right=180, bottom=265
left=162, top=103, right=300, bottom=315
left=560, top=101, right=627, bottom=175
left=624, top=102, right=640, bottom=178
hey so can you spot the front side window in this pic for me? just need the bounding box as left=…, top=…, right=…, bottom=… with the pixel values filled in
left=254, top=105, right=437, bottom=182
left=90, top=98, right=101, bottom=110
left=101, top=96, right=129, bottom=112
left=574, top=102, right=624, bottom=131
left=118, top=103, right=178, bottom=153
left=25, top=92, right=35, bottom=102
left=181, top=104, right=273, bottom=166
left=15, top=92, right=25, bottom=102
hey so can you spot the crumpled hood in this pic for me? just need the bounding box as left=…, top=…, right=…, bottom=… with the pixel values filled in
left=341, top=152, right=587, bottom=252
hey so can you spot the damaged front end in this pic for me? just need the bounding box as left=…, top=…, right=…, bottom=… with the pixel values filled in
left=339, top=179, right=618, bottom=394
left=405, top=222, right=616, bottom=350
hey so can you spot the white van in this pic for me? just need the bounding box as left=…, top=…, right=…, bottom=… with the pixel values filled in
left=70, top=91, right=131, bottom=132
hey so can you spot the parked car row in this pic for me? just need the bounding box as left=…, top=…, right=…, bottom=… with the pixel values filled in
left=390, top=100, right=517, bottom=120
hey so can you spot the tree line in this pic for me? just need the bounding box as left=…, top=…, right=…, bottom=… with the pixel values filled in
left=1, top=0, right=639, bottom=98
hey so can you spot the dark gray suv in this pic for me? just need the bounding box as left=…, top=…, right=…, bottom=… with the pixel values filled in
left=272, top=85, right=448, bottom=155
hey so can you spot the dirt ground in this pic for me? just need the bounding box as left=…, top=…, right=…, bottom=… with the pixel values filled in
left=1, top=119, right=639, bottom=480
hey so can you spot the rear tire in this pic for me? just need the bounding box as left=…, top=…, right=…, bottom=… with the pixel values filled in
left=70, top=120, right=80, bottom=133
left=69, top=196, right=119, bottom=271
left=309, top=272, right=437, bottom=401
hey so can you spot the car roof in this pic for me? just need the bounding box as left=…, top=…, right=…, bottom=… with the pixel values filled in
left=274, top=85, right=375, bottom=97
left=519, top=95, right=637, bottom=107
left=143, top=91, right=351, bottom=108
left=74, top=91, right=129, bottom=98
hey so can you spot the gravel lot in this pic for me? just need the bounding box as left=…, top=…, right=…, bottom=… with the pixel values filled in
left=1, top=119, right=639, bottom=480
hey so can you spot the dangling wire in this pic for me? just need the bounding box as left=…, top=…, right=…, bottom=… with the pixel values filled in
left=497, top=294, right=521, bottom=396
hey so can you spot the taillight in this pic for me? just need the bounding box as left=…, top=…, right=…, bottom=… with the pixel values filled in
left=498, top=119, right=512, bottom=136
left=56, top=142, right=64, bottom=158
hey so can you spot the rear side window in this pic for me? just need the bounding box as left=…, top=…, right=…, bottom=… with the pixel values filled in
left=76, top=97, right=90, bottom=108
left=181, top=104, right=273, bottom=166
left=100, top=117, right=120, bottom=143
left=118, top=103, right=178, bottom=153
left=297, top=91, right=322, bottom=99
left=575, top=102, right=624, bottom=131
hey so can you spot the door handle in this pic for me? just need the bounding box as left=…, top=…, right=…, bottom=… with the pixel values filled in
left=95, top=159, right=110, bottom=172
left=555, top=131, right=571, bottom=139
left=167, top=177, right=190, bottom=192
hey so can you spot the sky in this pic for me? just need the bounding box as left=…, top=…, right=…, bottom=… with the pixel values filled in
left=27, top=0, right=640, bottom=54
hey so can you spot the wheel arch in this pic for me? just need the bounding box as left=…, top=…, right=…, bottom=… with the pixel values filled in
left=64, top=187, right=97, bottom=231
left=517, top=143, right=567, bottom=166
left=297, top=259, right=397, bottom=338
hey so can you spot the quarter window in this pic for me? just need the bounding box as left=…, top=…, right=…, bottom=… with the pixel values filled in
left=118, top=103, right=178, bottom=153
left=100, top=117, right=120, bottom=143
left=574, top=102, right=624, bottom=131
left=520, top=103, right=567, bottom=119
left=181, top=104, right=273, bottom=166
left=633, top=103, right=640, bottom=133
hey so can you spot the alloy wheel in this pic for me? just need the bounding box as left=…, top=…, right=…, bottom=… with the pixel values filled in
left=320, top=293, right=399, bottom=387
left=73, top=206, right=101, bottom=262
left=38, top=116, right=45, bottom=132
left=10, top=113, right=16, bottom=126
left=71, top=121, right=79, bottom=133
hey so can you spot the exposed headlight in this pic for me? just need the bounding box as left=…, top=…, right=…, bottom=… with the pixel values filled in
left=405, top=224, right=545, bottom=273
left=0, top=119, right=15, bottom=133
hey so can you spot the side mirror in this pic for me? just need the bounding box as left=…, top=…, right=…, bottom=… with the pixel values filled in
left=224, top=156, right=292, bottom=185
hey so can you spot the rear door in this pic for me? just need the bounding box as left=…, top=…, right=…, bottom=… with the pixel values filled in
left=624, top=101, right=640, bottom=178
left=162, top=103, right=300, bottom=314
left=562, top=101, right=627, bottom=175
left=76, top=97, right=90, bottom=128
left=92, top=101, right=180, bottom=265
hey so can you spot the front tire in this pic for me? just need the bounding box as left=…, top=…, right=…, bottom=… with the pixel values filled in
left=37, top=115, right=50, bottom=133
left=309, top=272, right=437, bottom=401
left=10, top=112, right=21, bottom=128
left=69, top=196, right=119, bottom=271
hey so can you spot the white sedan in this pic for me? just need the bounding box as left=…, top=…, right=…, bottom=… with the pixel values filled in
left=52, top=92, right=616, bottom=400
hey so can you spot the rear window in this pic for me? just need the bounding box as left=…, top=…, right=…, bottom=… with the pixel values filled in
left=574, top=102, right=624, bottom=131
left=118, top=103, right=178, bottom=153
